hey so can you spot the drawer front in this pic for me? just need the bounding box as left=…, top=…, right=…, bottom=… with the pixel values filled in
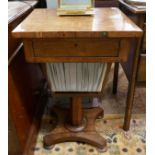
left=32, top=38, right=119, bottom=57
left=137, top=54, right=146, bottom=82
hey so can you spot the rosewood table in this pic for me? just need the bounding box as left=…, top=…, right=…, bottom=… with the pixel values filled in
left=12, top=8, right=142, bottom=151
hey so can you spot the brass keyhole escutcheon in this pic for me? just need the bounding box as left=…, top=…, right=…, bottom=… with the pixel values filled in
left=101, top=32, right=108, bottom=37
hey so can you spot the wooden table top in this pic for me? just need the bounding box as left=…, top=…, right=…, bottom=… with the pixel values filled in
left=12, top=7, right=142, bottom=38
left=119, top=0, right=146, bottom=14
left=8, top=1, right=38, bottom=24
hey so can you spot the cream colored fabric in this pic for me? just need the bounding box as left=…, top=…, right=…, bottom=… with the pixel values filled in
left=46, top=63, right=108, bottom=92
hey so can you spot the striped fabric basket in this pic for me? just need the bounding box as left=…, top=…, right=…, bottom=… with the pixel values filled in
left=46, top=63, right=111, bottom=92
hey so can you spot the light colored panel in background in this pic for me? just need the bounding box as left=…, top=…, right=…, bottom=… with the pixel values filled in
left=60, top=0, right=91, bottom=5
left=46, top=0, right=92, bottom=8
left=46, top=0, right=57, bottom=8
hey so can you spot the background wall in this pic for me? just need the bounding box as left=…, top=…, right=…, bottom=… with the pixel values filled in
left=46, top=0, right=57, bottom=8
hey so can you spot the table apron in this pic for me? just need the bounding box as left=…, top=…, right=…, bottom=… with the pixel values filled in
left=23, top=38, right=131, bottom=63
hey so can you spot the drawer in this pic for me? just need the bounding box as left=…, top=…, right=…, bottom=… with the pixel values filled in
left=137, top=54, right=146, bottom=82
left=32, top=38, right=119, bottom=57
left=23, top=38, right=130, bottom=62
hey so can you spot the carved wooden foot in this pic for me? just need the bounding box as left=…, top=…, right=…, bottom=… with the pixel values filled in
left=43, top=107, right=107, bottom=150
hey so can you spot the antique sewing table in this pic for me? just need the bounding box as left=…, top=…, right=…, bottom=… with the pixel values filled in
left=12, top=8, right=142, bottom=151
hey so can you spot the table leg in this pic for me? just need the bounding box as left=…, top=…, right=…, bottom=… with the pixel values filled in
left=112, top=62, right=119, bottom=94
left=123, top=38, right=141, bottom=131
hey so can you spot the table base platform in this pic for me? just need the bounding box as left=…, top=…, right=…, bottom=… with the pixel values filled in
left=43, top=106, right=107, bottom=152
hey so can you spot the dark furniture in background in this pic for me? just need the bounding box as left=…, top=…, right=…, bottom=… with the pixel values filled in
left=8, top=1, right=46, bottom=153
left=113, top=0, right=146, bottom=130
left=8, top=0, right=47, bottom=8
left=119, top=0, right=146, bottom=84
left=95, top=0, right=118, bottom=7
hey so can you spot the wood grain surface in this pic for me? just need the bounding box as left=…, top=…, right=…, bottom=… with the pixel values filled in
left=12, top=8, right=142, bottom=38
